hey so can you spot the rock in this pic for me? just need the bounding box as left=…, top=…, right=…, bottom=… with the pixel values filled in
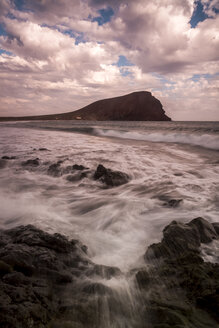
left=147, top=305, right=188, bottom=327
left=163, top=199, right=183, bottom=208
left=0, top=260, right=13, bottom=276
left=139, top=217, right=219, bottom=327
left=94, top=164, right=129, bottom=187
left=213, top=222, right=219, bottom=235
left=86, top=264, right=121, bottom=279
left=82, top=282, right=112, bottom=295
left=145, top=220, right=201, bottom=261
left=72, top=164, right=87, bottom=170
left=135, top=269, right=150, bottom=289
left=47, top=162, right=62, bottom=177
left=188, top=217, right=217, bottom=243
left=22, top=158, right=40, bottom=166
left=1, top=156, right=16, bottom=160
left=3, top=272, right=31, bottom=286
left=6, top=224, right=75, bottom=253
left=0, top=225, right=121, bottom=328
left=38, top=148, right=48, bottom=151
left=63, top=164, right=89, bottom=178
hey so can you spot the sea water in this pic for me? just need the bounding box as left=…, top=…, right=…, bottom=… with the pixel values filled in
left=0, top=120, right=218, bottom=269
left=0, top=120, right=218, bottom=326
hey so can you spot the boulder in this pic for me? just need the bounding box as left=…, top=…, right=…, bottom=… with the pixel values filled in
left=47, top=162, right=62, bottom=177
left=145, top=217, right=217, bottom=261
left=1, top=156, right=16, bottom=160
left=72, top=164, right=87, bottom=170
left=188, top=217, right=218, bottom=243
left=22, top=158, right=40, bottom=166
left=138, top=217, right=219, bottom=327
left=94, top=164, right=129, bottom=187
left=163, top=199, right=183, bottom=208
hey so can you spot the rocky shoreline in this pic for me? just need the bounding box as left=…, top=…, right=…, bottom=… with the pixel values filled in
left=1, top=155, right=130, bottom=188
left=0, top=217, right=218, bottom=328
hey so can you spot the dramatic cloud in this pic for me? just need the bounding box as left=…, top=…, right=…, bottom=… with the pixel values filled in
left=0, top=0, right=218, bottom=119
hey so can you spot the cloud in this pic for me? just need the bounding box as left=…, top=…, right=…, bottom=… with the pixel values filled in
left=0, top=0, right=11, bottom=18
left=0, top=0, right=218, bottom=120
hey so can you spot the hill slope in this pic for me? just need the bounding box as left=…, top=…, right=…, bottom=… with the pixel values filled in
left=0, top=91, right=171, bottom=121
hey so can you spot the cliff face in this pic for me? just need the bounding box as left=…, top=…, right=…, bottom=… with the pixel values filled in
left=67, top=91, right=171, bottom=121
left=0, top=91, right=171, bottom=121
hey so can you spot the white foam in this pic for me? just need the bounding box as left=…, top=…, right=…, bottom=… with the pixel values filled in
left=95, top=128, right=219, bottom=150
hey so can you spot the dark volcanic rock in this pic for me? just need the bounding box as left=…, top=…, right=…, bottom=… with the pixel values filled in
left=22, top=158, right=40, bottom=167
left=213, top=222, right=219, bottom=235
left=137, top=217, right=219, bottom=328
left=94, top=164, right=130, bottom=187
left=163, top=199, right=183, bottom=208
left=48, top=163, right=89, bottom=178
left=1, top=156, right=16, bottom=160
left=0, top=225, right=122, bottom=328
left=38, top=148, right=48, bottom=151
left=0, top=91, right=171, bottom=121
left=47, top=161, right=62, bottom=177
left=188, top=217, right=217, bottom=243
left=72, top=164, right=87, bottom=170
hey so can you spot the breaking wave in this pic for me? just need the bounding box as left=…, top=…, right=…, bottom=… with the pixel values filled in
left=94, top=128, right=219, bottom=150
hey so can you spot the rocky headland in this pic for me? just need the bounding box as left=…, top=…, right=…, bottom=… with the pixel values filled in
left=0, top=91, right=171, bottom=121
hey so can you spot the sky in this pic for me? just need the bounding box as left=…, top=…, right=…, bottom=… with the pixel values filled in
left=0, top=0, right=218, bottom=120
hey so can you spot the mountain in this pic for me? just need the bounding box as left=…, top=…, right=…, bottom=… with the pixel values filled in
left=0, top=91, right=171, bottom=121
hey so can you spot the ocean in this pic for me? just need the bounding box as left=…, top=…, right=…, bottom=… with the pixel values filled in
left=0, top=120, right=218, bottom=327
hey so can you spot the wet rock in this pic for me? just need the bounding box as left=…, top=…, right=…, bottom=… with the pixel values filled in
left=72, top=164, right=87, bottom=170
left=63, top=165, right=90, bottom=179
left=163, top=199, right=183, bottom=208
left=86, top=264, right=121, bottom=279
left=145, top=220, right=201, bottom=261
left=1, top=252, right=35, bottom=277
left=0, top=225, right=120, bottom=328
left=22, top=158, right=40, bottom=166
left=47, top=162, right=62, bottom=177
left=3, top=272, right=31, bottom=286
left=213, top=222, right=219, bottom=235
left=188, top=217, right=217, bottom=243
left=6, top=225, right=75, bottom=253
left=135, top=269, right=150, bottom=289
left=82, top=282, right=112, bottom=295
left=147, top=305, right=188, bottom=327
left=1, top=156, right=16, bottom=160
left=94, top=164, right=130, bottom=187
left=138, top=217, right=219, bottom=327
left=0, top=260, right=13, bottom=276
